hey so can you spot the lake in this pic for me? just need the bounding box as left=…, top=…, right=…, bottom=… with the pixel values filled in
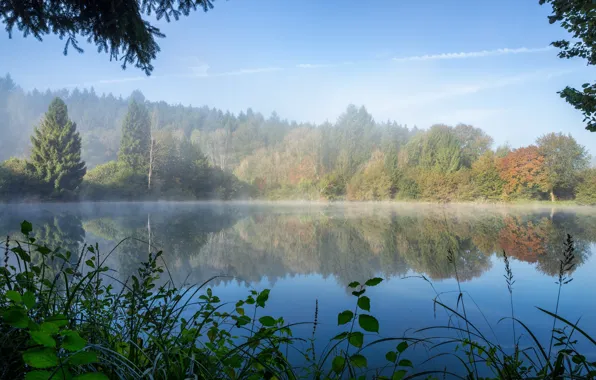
left=2, top=201, right=596, bottom=374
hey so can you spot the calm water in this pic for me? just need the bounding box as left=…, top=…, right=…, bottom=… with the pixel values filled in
left=2, top=201, right=596, bottom=373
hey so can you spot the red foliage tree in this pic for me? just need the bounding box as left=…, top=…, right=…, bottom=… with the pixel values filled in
left=497, top=146, right=548, bottom=198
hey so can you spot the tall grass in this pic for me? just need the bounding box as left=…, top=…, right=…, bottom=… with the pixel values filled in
left=1, top=220, right=596, bottom=379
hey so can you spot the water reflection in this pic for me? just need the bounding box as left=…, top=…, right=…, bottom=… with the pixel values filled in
left=1, top=203, right=594, bottom=286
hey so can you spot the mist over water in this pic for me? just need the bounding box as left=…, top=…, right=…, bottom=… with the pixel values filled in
left=2, top=201, right=596, bottom=370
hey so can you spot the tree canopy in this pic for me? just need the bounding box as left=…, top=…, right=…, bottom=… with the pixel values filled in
left=28, top=97, right=86, bottom=196
left=0, top=0, right=217, bottom=75
left=540, top=0, right=596, bottom=131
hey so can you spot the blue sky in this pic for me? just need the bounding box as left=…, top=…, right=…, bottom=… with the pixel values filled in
left=1, top=0, right=595, bottom=153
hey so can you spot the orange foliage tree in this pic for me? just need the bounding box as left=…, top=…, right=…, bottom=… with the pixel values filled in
left=497, top=146, right=549, bottom=198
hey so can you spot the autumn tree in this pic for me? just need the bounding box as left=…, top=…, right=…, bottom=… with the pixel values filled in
left=540, top=0, right=596, bottom=131
left=498, top=146, right=549, bottom=199
left=29, top=97, right=86, bottom=196
left=536, top=132, right=590, bottom=201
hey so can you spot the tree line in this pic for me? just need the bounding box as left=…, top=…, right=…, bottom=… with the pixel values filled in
left=0, top=85, right=250, bottom=201
left=1, top=74, right=596, bottom=203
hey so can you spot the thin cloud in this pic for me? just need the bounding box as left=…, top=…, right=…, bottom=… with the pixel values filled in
left=392, top=46, right=552, bottom=62
left=297, top=63, right=336, bottom=69
left=377, top=68, right=575, bottom=111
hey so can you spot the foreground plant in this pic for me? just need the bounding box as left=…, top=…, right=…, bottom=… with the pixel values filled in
left=2, top=221, right=596, bottom=379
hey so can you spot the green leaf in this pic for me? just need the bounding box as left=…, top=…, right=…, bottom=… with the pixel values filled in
left=259, top=316, right=276, bottom=327
left=337, top=310, right=354, bottom=325
left=68, top=351, right=99, bottom=365
left=12, top=246, right=31, bottom=262
left=23, top=291, right=36, bottom=309
left=352, top=289, right=366, bottom=297
left=21, top=220, right=33, bottom=235
left=73, top=373, right=109, bottom=380
left=25, top=371, right=52, bottom=380
left=23, top=347, right=58, bottom=369
left=350, top=354, right=367, bottom=368
left=46, top=314, right=68, bottom=327
left=6, top=290, right=22, bottom=303
left=357, top=296, right=370, bottom=311
left=365, top=277, right=383, bottom=286
left=358, top=314, right=379, bottom=333
left=40, top=322, right=59, bottom=334
left=332, top=356, right=345, bottom=373
left=85, top=260, right=95, bottom=268
left=30, top=331, right=57, bottom=348
left=349, top=332, right=364, bottom=348
left=332, top=332, right=349, bottom=340
left=235, top=315, right=251, bottom=327
left=256, top=289, right=270, bottom=308
left=386, top=351, right=397, bottom=362
left=61, top=330, right=86, bottom=352
left=398, top=359, right=413, bottom=367
left=348, top=281, right=360, bottom=288
left=393, top=370, right=407, bottom=380
left=2, top=306, right=29, bottom=328
left=236, top=307, right=245, bottom=316
left=37, top=246, right=51, bottom=255
left=397, top=341, right=408, bottom=353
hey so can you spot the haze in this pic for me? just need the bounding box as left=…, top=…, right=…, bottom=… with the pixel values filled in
left=1, top=0, right=594, bottom=153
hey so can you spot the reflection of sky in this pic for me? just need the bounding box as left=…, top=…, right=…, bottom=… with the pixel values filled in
left=3, top=202, right=596, bottom=375
left=207, top=247, right=596, bottom=374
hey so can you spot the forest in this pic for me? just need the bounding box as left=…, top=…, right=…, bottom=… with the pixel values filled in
left=2, top=73, right=596, bottom=203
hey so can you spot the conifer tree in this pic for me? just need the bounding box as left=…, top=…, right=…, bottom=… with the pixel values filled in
left=119, top=99, right=151, bottom=171
left=29, top=97, right=86, bottom=195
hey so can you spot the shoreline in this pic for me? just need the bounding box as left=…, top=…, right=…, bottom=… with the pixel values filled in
left=0, top=198, right=594, bottom=211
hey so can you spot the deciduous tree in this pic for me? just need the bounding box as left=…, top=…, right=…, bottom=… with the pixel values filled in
left=536, top=132, right=590, bottom=201
left=498, top=146, right=549, bottom=199
left=540, top=0, right=596, bottom=131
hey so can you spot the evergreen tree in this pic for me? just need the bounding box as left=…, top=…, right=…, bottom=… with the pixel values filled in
left=29, top=97, right=86, bottom=195
left=119, top=100, right=151, bottom=171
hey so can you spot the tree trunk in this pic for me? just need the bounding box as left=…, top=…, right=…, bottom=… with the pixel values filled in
left=550, top=189, right=556, bottom=202
left=148, top=136, right=155, bottom=190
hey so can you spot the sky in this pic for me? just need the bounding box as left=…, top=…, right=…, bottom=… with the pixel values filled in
left=1, top=0, right=595, bottom=153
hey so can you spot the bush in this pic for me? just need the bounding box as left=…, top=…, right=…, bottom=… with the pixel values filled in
left=0, top=158, right=43, bottom=201
left=81, top=161, right=148, bottom=200
left=319, top=171, right=346, bottom=200
left=575, top=168, right=596, bottom=205
left=346, top=151, right=392, bottom=201
left=395, top=171, right=420, bottom=200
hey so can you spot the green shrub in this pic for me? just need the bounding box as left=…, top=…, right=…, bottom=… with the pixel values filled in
left=346, top=151, right=392, bottom=201
left=81, top=161, right=148, bottom=200
left=0, top=158, right=43, bottom=201
left=575, top=168, right=596, bottom=205
left=319, top=172, right=346, bottom=200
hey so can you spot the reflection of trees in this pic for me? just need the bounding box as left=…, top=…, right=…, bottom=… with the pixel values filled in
left=498, top=213, right=591, bottom=276
left=1, top=204, right=594, bottom=286
left=82, top=206, right=242, bottom=285
left=0, top=208, right=85, bottom=267
left=390, top=215, right=491, bottom=281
